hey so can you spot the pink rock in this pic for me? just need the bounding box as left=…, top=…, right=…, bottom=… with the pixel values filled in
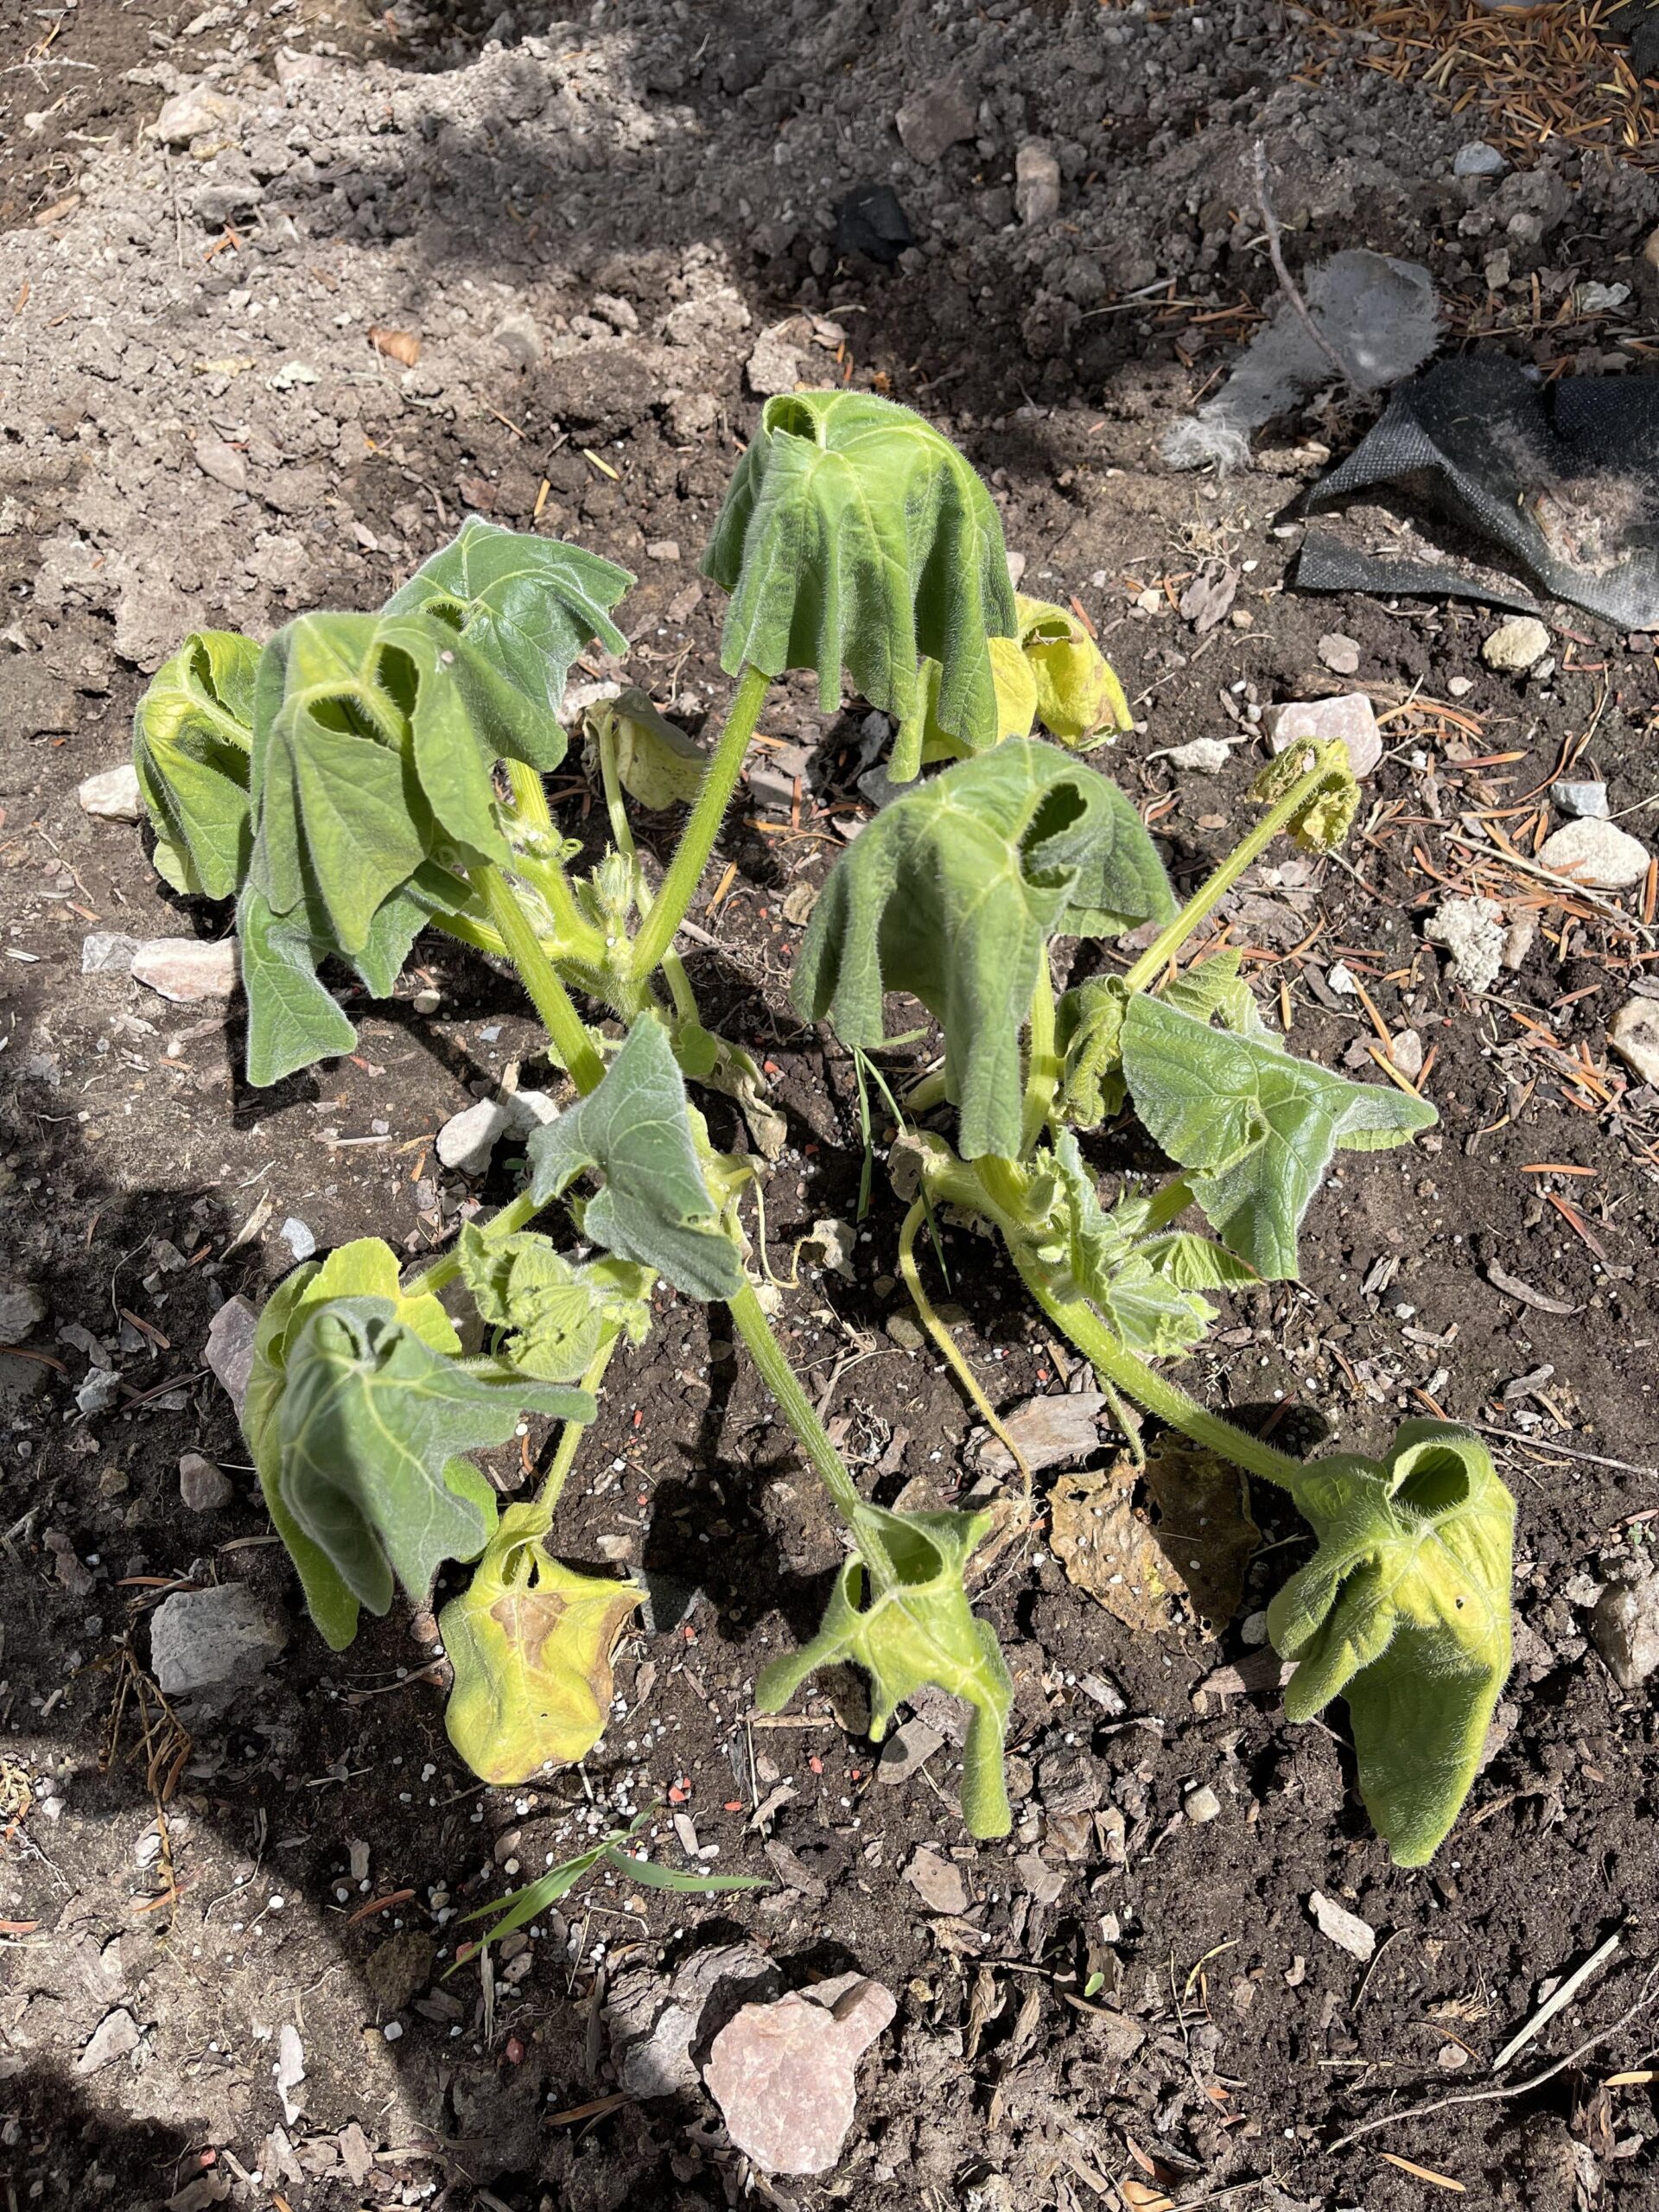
left=703, top=1979, right=896, bottom=2176
left=1266, top=692, right=1382, bottom=778
left=130, top=936, right=238, bottom=1002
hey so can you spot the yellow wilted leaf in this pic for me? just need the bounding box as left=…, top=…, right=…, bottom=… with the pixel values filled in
left=442, top=1505, right=643, bottom=1784
left=1014, top=594, right=1132, bottom=747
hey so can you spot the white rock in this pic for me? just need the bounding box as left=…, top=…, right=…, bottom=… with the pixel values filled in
left=1309, top=1890, right=1376, bottom=1961
left=130, top=937, right=238, bottom=1002
left=1425, top=894, right=1505, bottom=993
left=1482, top=616, right=1550, bottom=673
left=1184, top=1785, right=1222, bottom=1824
left=76, top=1367, right=123, bottom=1415
left=82, top=931, right=140, bottom=976
left=435, top=1088, right=559, bottom=1176
left=746, top=330, right=806, bottom=397
left=1166, top=736, right=1234, bottom=772
left=1610, top=997, right=1659, bottom=1090
left=1502, top=910, right=1538, bottom=971
left=1591, top=1573, right=1659, bottom=1689
left=1014, top=140, right=1061, bottom=226
left=1317, top=632, right=1360, bottom=677
left=0, top=1283, right=48, bottom=1340
left=149, top=1582, right=289, bottom=1696
left=77, top=763, right=143, bottom=821
left=1537, top=817, right=1653, bottom=891
left=1267, top=692, right=1382, bottom=778
left=205, top=1294, right=259, bottom=1416
left=279, top=1217, right=316, bottom=1262
left=1453, top=140, right=1506, bottom=178
left=1447, top=674, right=1475, bottom=697
left=151, top=87, right=235, bottom=144
left=1553, top=779, right=1609, bottom=820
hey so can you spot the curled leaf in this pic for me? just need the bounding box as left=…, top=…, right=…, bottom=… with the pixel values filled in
left=702, top=391, right=1016, bottom=768
left=755, top=1503, right=1013, bottom=1838
left=1249, top=737, right=1360, bottom=854
left=1014, top=594, right=1133, bottom=747
left=132, top=630, right=260, bottom=898
left=456, top=1222, right=652, bottom=1381
left=791, top=740, right=1173, bottom=1160
left=1269, top=1422, right=1515, bottom=1866
left=587, top=688, right=706, bottom=810
left=442, top=1504, right=644, bottom=1783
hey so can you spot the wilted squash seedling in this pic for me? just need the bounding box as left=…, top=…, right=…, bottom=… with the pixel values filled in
left=135, top=391, right=1512, bottom=1866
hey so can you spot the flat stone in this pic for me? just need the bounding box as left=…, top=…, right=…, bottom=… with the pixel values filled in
left=435, top=1088, right=559, bottom=1175
left=205, top=1294, right=258, bottom=1416
left=194, top=435, right=247, bottom=493
left=1166, top=736, right=1234, bottom=772
left=1014, top=1852, right=1065, bottom=1905
left=875, top=1715, right=944, bottom=1783
left=279, top=1217, right=316, bottom=1262
left=1591, top=1573, right=1659, bottom=1689
left=1317, top=632, right=1360, bottom=677
left=1610, top=997, right=1659, bottom=1090
left=365, top=1929, right=436, bottom=2015
left=1537, top=817, right=1653, bottom=891
left=1014, top=139, right=1061, bottom=226
left=0, top=1284, right=48, bottom=1341
left=703, top=1980, right=896, bottom=2176
left=1554, top=779, right=1609, bottom=820
left=1309, top=1890, right=1376, bottom=1961
left=77, top=763, right=144, bottom=821
left=746, top=330, right=806, bottom=397
left=179, top=1451, right=232, bottom=1511
left=1502, top=910, right=1538, bottom=971
left=151, top=87, right=235, bottom=144
left=1266, top=692, right=1382, bottom=778
left=1425, top=893, right=1505, bottom=994
left=895, top=80, right=976, bottom=165
left=76, top=1367, right=123, bottom=1415
left=81, top=931, right=140, bottom=976
left=1453, top=139, right=1507, bottom=177
left=130, top=937, right=238, bottom=1002
left=149, top=1581, right=289, bottom=1696
left=904, top=1847, right=969, bottom=1916
left=1482, top=616, right=1550, bottom=673
left=77, top=2008, right=141, bottom=2076
left=606, top=1943, right=779, bottom=2099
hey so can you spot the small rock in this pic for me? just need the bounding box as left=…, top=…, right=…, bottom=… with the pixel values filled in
left=1610, top=996, right=1659, bottom=1090
left=833, top=181, right=915, bottom=265
left=1447, top=674, right=1475, bottom=697
left=1554, top=779, right=1609, bottom=820
left=1309, top=1890, right=1376, bottom=1961
left=1166, top=736, right=1234, bottom=773
left=204, top=1294, right=259, bottom=1416
left=75, top=1368, right=123, bottom=1415
left=1482, top=616, right=1550, bottom=673
left=1014, top=1852, right=1065, bottom=1904
left=1591, top=1573, right=1659, bottom=1689
left=895, top=81, right=977, bottom=166
left=365, top=1929, right=436, bottom=2015
left=179, top=1452, right=232, bottom=1511
left=81, top=931, right=140, bottom=976
left=0, top=1284, right=48, bottom=1341
left=645, top=539, right=681, bottom=562
left=1426, top=893, right=1505, bottom=993
left=1389, top=1027, right=1425, bottom=1080
left=279, top=1217, right=316, bottom=1262
left=1014, top=140, right=1061, bottom=226
left=77, top=2008, right=141, bottom=2075
left=1184, top=1785, right=1222, bottom=1824
left=875, top=1715, right=944, bottom=1783
left=1317, top=632, right=1360, bottom=677
left=976, top=1390, right=1105, bottom=1477
left=1537, top=817, right=1653, bottom=892
left=1266, top=692, right=1382, bottom=778
left=193, top=436, right=247, bottom=493
left=151, top=87, right=232, bottom=144
left=1453, top=139, right=1507, bottom=177
left=885, top=1313, right=924, bottom=1351
left=149, top=1582, right=289, bottom=1696
left=493, top=310, right=541, bottom=369
left=703, top=1981, right=896, bottom=2176
left=905, top=1847, right=969, bottom=1916
left=435, top=1090, right=559, bottom=1175
left=130, top=937, right=238, bottom=1003
left=746, top=330, right=806, bottom=397
left=1502, top=910, right=1538, bottom=971
left=607, top=1943, right=779, bottom=2098
left=77, top=763, right=144, bottom=821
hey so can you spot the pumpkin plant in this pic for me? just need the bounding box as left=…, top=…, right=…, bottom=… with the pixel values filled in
left=133, top=390, right=1511, bottom=1866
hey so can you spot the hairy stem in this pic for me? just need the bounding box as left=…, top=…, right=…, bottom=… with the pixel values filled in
left=1009, top=1247, right=1306, bottom=1491
left=728, top=1281, right=865, bottom=1526
left=1120, top=751, right=1345, bottom=996
left=1020, top=952, right=1059, bottom=1157
left=537, top=1339, right=620, bottom=1516
left=477, top=863, right=607, bottom=1095
left=899, top=1200, right=1033, bottom=1497
left=505, top=756, right=556, bottom=836
left=596, top=712, right=702, bottom=1029
left=424, top=908, right=510, bottom=960
left=627, top=664, right=771, bottom=982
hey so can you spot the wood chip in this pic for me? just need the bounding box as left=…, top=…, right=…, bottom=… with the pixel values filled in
left=1485, top=1259, right=1580, bottom=1316
left=367, top=326, right=421, bottom=366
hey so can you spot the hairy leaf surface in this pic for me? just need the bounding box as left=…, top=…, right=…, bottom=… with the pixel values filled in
left=442, top=1503, right=644, bottom=1783
left=275, top=1296, right=593, bottom=1617
left=1014, top=594, right=1133, bottom=747
left=755, top=1503, right=1013, bottom=1837
left=527, top=1014, right=745, bottom=1301
left=132, top=631, right=260, bottom=897
left=793, top=741, right=1173, bottom=1159
left=1058, top=950, right=1268, bottom=1133
left=702, top=391, right=1016, bottom=766
left=1269, top=1423, right=1515, bottom=1866
left=456, top=1223, right=652, bottom=1381
left=1122, top=994, right=1435, bottom=1279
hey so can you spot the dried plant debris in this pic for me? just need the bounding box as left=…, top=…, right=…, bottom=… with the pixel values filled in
left=1049, top=1444, right=1257, bottom=1636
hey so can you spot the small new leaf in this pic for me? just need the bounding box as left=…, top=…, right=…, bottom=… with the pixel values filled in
left=793, top=740, right=1173, bottom=1160
left=275, top=1296, right=594, bottom=1617
left=755, top=1503, right=1014, bottom=1838
left=1268, top=1422, right=1515, bottom=1866
left=702, top=391, right=1016, bottom=764
left=527, top=1014, right=746, bottom=1302
left=1122, top=994, right=1435, bottom=1279
left=132, top=630, right=260, bottom=897
left=1249, top=738, right=1360, bottom=854
left=456, top=1223, right=652, bottom=1382
left=442, top=1503, right=644, bottom=1783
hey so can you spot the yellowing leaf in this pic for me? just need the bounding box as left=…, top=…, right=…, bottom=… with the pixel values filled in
left=1049, top=1447, right=1256, bottom=1637
left=1249, top=737, right=1359, bottom=854
left=442, top=1505, right=644, bottom=1783
left=1014, top=594, right=1132, bottom=747
left=588, top=687, right=705, bottom=810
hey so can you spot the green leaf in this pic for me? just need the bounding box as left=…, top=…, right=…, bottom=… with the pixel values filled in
left=1058, top=951, right=1267, bottom=1134
left=1268, top=1422, right=1515, bottom=1866
left=442, top=1502, right=644, bottom=1783
left=755, top=1503, right=1014, bottom=1839
left=702, top=391, right=1017, bottom=761
left=242, top=1241, right=461, bottom=1649
left=1121, top=994, right=1436, bottom=1280
left=385, top=516, right=630, bottom=740
left=526, top=1014, right=746, bottom=1302
left=456, top=1222, right=652, bottom=1381
left=275, top=1296, right=594, bottom=1616
left=601, top=1848, right=772, bottom=1894
left=792, top=740, right=1173, bottom=1160
left=132, top=631, right=260, bottom=898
